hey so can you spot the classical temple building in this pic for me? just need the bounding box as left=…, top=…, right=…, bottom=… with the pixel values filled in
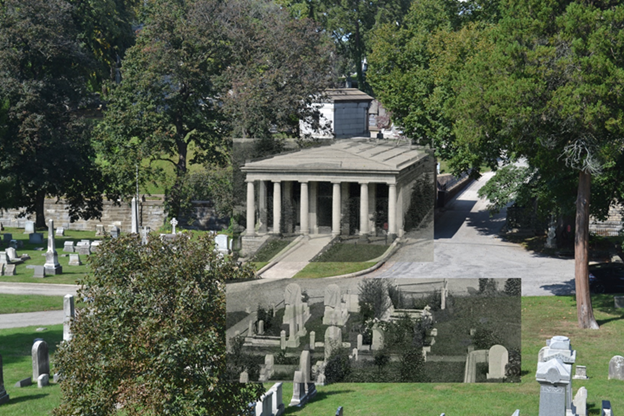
left=240, top=139, right=434, bottom=255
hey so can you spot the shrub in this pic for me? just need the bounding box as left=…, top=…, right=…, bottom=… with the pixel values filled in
left=324, top=348, right=351, bottom=384
left=504, top=278, right=521, bottom=296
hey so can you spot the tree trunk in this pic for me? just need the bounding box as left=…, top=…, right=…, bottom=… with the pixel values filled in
left=35, top=191, right=46, bottom=229
left=574, top=170, right=599, bottom=329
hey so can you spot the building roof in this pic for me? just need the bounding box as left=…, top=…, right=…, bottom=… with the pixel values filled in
left=241, top=140, right=428, bottom=176
left=324, top=88, right=374, bottom=103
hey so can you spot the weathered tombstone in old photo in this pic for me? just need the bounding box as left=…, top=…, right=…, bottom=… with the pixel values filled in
left=289, top=371, right=307, bottom=407
left=44, top=220, right=62, bottom=275
left=324, top=326, right=342, bottom=359
left=0, top=354, right=9, bottom=404
left=487, top=345, right=509, bottom=380
left=32, top=340, right=50, bottom=380
left=63, top=294, right=75, bottom=342
left=608, top=355, right=624, bottom=380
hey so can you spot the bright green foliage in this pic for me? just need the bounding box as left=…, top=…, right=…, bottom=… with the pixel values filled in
left=53, top=234, right=264, bottom=415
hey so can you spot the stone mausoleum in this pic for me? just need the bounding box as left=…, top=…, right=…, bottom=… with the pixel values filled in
left=241, top=139, right=434, bottom=255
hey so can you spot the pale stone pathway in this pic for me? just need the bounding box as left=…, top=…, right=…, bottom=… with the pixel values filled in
left=260, top=234, right=333, bottom=279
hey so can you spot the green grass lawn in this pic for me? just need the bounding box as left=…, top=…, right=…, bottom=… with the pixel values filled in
left=2, top=296, right=624, bottom=415
left=0, top=227, right=101, bottom=285
left=0, top=325, right=63, bottom=415
left=0, top=295, right=64, bottom=314
left=293, top=262, right=376, bottom=278
left=293, top=242, right=388, bottom=278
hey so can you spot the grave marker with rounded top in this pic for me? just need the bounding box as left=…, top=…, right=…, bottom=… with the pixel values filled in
left=63, top=294, right=75, bottom=341
left=487, top=345, right=509, bottom=380
left=32, top=340, right=49, bottom=380
left=608, top=355, right=624, bottom=380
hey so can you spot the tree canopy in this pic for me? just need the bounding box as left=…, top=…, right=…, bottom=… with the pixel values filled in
left=0, top=0, right=105, bottom=227
left=369, top=0, right=624, bottom=328
left=53, top=233, right=263, bottom=415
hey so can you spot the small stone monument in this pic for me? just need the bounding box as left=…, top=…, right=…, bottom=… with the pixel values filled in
left=214, top=234, right=229, bottom=254
left=37, top=373, right=49, bottom=388
left=33, top=266, right=46, bottom=278
left=0, top=251, right=7, bottom=266
left=0, top=354, right=9, bottom=405
left=2, top=234, right=11, bottom=244
left=289, top=371, right=307, bottom=407
left=109, top=225, right=120, bottom=238
left=68, top=254, right=81, bottom=266
left=63, top=294, right=75, bottom=342
left=239, top=370, right=249, bottom=383
left=573, top=386, right=587, bottom=416
left=95, top=224, right=105, bottom=236
left=4, top=264, right=15, bottom=276
left=608, top=355, right=624, bottom=380
left=55, top=227, right=64, bottom=237
left=324, top=326, right=342, bottom=359
left=131, top=197, right=139, bottom=234
left=140, top=226, right=150, bottom=245
left=170, top=217, right=178, bottom=234
left=32, top=340, right=50, bottom=380
left=44, top=220, right=62, bottom=275
left=372, top=323, right=384, bottom=351
left=63, top=241, right=74, bottom=252
left=574, top=365, right=588, bottom=380
left=267, top=382, right=285, bottom=416
left=29, top=232, right=44, bottom=244
left=24, top=221, right=34, bottom=234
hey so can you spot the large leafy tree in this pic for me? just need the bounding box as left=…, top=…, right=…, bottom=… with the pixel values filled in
left=370, top=0, right=624, bottom=328
left=0, top=0, right=105, bottom=227
left=53, top=233, right=263, bottom=415
left=96, top=0, right=334, bottom=218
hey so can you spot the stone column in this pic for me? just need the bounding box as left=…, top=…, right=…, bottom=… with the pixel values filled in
left=397, top=183, right=404, bottom=237
left=258, top=180, right=267, bottom=233
left=341, top=182, right=350, bottom=235
left=300, top=182, right=309, bottom=235
left=246, top=181, right=255, bottom=236
left=388, top=183, right=397, bottom=238
left=332, top=182, right=341, bottom=236
left=368, top=183, right=376, bottom=235
left=359, top=182, right=369, bottom=236
left=284, top=181, right=293, bottom=233
left=273, top=181, right=281, bottom=235
left=309, top=182, right=318, bottom=234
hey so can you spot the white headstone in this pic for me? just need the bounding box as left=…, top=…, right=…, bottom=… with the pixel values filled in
left=215, top=234, right=229, bottom=253
left=63, top=294, right=75, bottom=342
left=33, top=266, right=45, bottom=278
left=4, top=264, right=15, bottom=276
left=43, top=220, right=62, bottom=275
left=37, top=373, right=49, bottom=388
left=267, top=382, right=284, bottom=416
left=68, top=254, right=81, bottom=266
left=536, top=357, right=571, bottom=416
left=324, top=326, right=342, bottom=359
left=55, top=227, right=64, bottom=237
left=300, top=350, right=311, bottom=383
left=32, top=340, right=49, bottom=380
left=608, top=355, right=624, bottom=380
left=24, top=221, right=34, bottom=234
left=5, top=247, right=16, bottom=261
left=170, top=218, right=178, bottom=234
left=573, top=386, right=587, bottom=416
left=63, top=241, right=74, bottom=252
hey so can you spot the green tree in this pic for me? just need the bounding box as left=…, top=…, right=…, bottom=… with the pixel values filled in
left=450, top=0, right=624, bottom=328
left=0, top=0, right=105, bottom=228
left=53, top=233, right=264, bottom=415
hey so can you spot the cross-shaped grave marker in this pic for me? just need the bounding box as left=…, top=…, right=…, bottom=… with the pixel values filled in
left=170, top=218, right=178, bottom=234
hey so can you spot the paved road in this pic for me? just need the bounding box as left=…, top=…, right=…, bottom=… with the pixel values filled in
left=372, top=173, right=575, bottom=296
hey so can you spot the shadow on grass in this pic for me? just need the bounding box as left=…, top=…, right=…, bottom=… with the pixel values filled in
left=7, top=393, right=49, bottom=404
left=0, top=327, right=63, bottom=366
left=587, top=402, right=601, bottom=416
left=592, top=293, right=624, bottom=326
left=283, top=389, right=356, bottom=414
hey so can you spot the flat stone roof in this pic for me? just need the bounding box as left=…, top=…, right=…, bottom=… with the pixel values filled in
left=241, top=140, right=428, bottom=176
left=324, top=88, right=374, bottom=102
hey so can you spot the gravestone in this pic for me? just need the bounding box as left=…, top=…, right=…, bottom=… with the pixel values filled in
left=300, top=351, right=311, bottom=384
left=32, top=340, right=50, bottom=380
left=24, top=221, right=34, bottom=234
left=140, top=226, right=150, bottom=245
left=37, top=373, right=49, bottom=388
left=324, top=326, right=342, bottom=359
left=4, top=264, right=15, bottom=276
left=536, top=356, right=571, bottom=416
left=352, top=348, right=358, bottom=361
left=267, top=382, right=285, bottom=416
left=63, top=241, right=74, bottom=252
left=239, top=371, right=249, bottom=383
left=215, top=234, right=229, bottom=254
left=602, top=400, right=612, bottom=416
left=76, top=241, right=90, bottom=255
left=280, top=330, right=286, bottom=350
left=63, top=294, right=75, bottom=342
left=441, top=279, right=448, bottom=310
left=289, top=371, right=307, bottom=407
left=0, top=264, right=3, bottom=276
left=2, top=234, right=11, bottom=244
left=44, top=220, right=62, bottom=275
left=574, top=365, right=588, bottom=380
left=55, top=227, right=64, bottom=237
left=0, top=354, right=9, bottom=405
left=309, top=331, right=315, bottom=350
left=0, top=251, right=7, bottom=265
left=282, top=283, right=308, bottom=348
left=336, top=407, right=344, bottom=416
left=372, top=324, right=384, bottom=351
left=170, top=217, right=178, bottom=234
left=608, top=355, right=624, bottom=380
left=90, top=240, right=101, bottom=252
left=29, top=233, right=43, bottom=244
left=131, top=197, right=139, bottom=234
left=487, top=345, right=509, bottom=380
left=95, top=224, right=105, bottom=236
left=574, top=386, right=587, bottom=416
left=255, top=390, right=273, bottom=416
left=68, top=254, right=81, bottom=266
left=33, top=266, right=46, bottom=278
left=14, top=377, right=32, bottom=388
left=109, top=225, right=120, bottom=238
left=5, top=247, right=17, bottom=261
left=264, top=355, right=274, bottom=380
left=357, top=334, right=363, bottom=350
left=614, top=296, right=624, bottom=309
left=257, top=320, right=264, bottom=335
left=323, top=284, right=349, bottom=326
